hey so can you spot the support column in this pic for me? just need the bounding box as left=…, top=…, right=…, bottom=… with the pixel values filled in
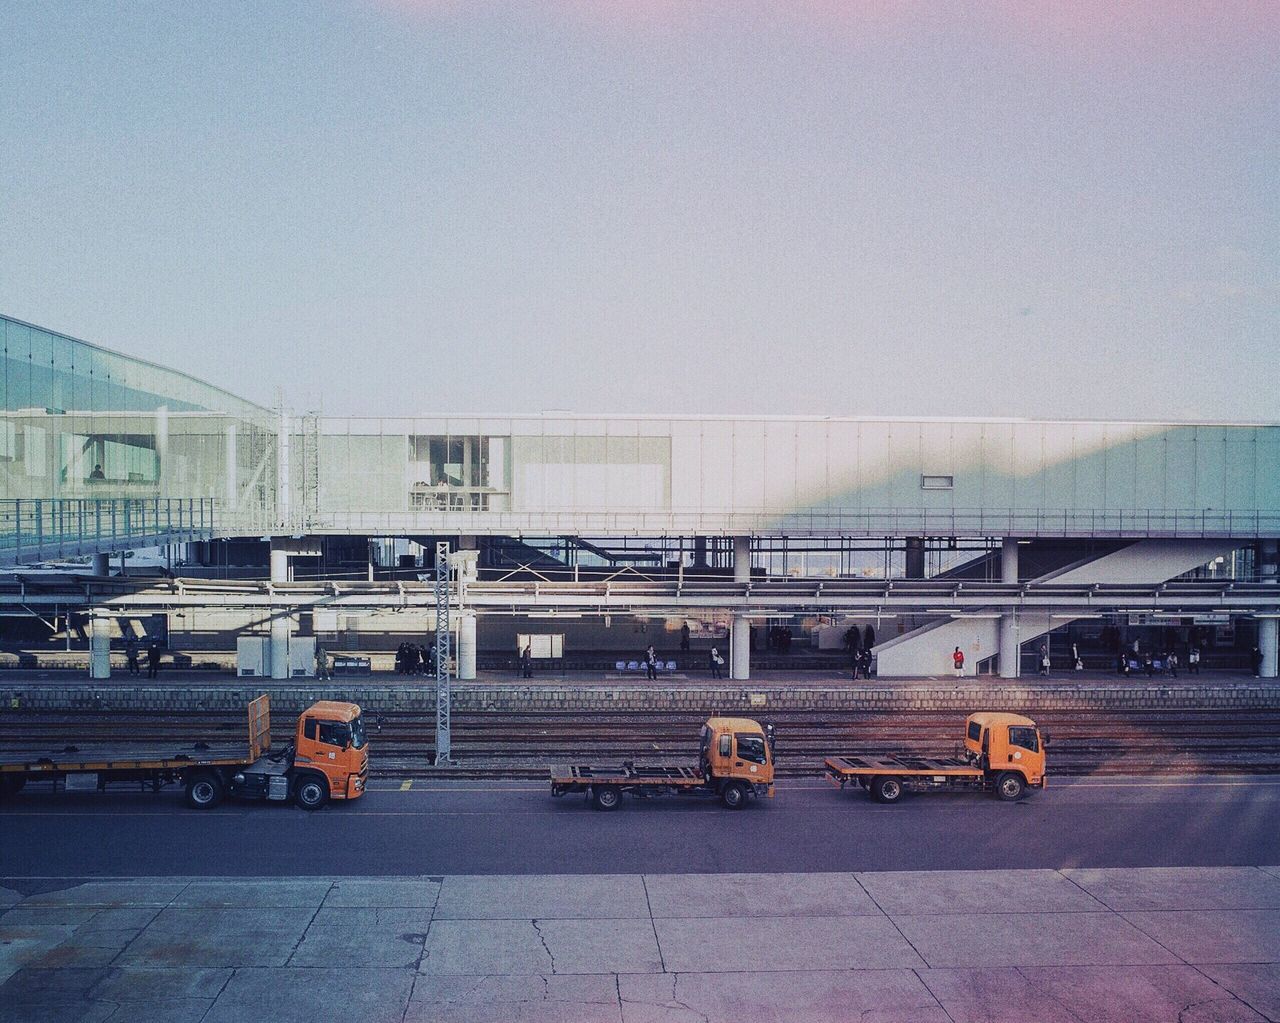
left=270, top=615, right=291, bottom=680
left=269, top=539, right=291, bottom=679
left=269, top=542, right=290, bottom=584
left=733, top=536, right=751, bottom=583
left=89, top=614, right=111, bottom=679
left=1000, top=537, right=1021, bottom=678
left=1259, top=539, right=1279, bottom=678
left=92, top=552, right=110, bottom=577
left=905, top=537, right=926, bottom=580
left=458, top=610, right=477, bottom=680
left=731, top=614, right=750, bottom=681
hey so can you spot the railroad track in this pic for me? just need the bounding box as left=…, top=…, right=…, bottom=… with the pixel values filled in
left=3, top=707, right=1279, bottom=777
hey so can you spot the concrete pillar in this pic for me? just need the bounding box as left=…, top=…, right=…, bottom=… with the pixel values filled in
left=733, top=536, right=751, bottom=583
left=269, top=541, right=290, bottom=584
left=91, top=552, right=110, bottom=576
left=89, top=615, right=111, bottom=679
left=270, top=614, right=291, bottom=680
left=731, top=613, right=750, bottom=680
left=1259, top=540, right=1279, bottom=678
left=1001, top=537, right=1019, bottom=583
left=458, top=611, right=477, bottom=680
left=905, top=537, right=926, bottom=579
left=999, top=614, right=1020, bottom=679
left=998, top=538, right=1021, bottom=678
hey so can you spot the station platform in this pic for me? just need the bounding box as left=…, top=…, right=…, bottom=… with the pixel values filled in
left=3, top=866, right=1279, bottom=1022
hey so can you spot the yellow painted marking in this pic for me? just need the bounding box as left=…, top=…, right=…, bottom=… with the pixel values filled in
left=400, top=780, right=413, bottom=791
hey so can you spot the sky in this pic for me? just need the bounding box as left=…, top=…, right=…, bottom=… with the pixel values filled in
left=1, top=1, right=1276, bottom=420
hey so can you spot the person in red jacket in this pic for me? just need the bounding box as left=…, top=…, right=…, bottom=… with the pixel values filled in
left=952, top=646, right=965, bottom=677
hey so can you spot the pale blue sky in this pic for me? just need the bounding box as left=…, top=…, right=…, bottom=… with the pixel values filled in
left=1, top=2, right=1276, bottom=419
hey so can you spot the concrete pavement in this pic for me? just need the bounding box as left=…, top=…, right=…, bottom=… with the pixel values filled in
left=3, top=867, right=1279, bottom=1021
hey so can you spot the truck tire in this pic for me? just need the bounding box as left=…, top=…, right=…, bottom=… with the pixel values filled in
left=995, top=772, right=1026, bottom=801
left=0, top=775, right=25, bottom=799
left=871, top=776, right=903, bottom=804
left=295, top=775, right=330, bottom=811
left=591, top=786, right=621, bottom=811
left=720, top=781, right=748, bottom=810
left=185, top=771, right=224, bottom=810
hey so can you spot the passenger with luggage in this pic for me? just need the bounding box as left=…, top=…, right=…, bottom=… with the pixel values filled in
left=709, top=645, right=724, bottom=679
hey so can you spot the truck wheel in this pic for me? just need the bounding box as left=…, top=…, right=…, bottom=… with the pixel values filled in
left=995, top=772, right=1026, bottom=801
left=591, top=786, right=621, bottom=811
left=185, top=772, right=224, bottom=810
left=871, top=776, right=903, bottom=804
left=720, top=781, right=748, bottom=810
left=295, top=776, right=329, bottom=811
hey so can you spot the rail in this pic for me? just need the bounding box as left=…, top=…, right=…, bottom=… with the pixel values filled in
left=0, top=497, right=216, bottom=567
left=1, top=573, right=1278, bottom=616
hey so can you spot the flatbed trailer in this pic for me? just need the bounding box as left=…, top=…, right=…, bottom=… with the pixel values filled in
left=550, top=716, right=776, bottom=810
left=0, top=695, right=369, bottom=810
left=0, top=696, right=271, bottom=793
left=825, top=712, right=1048, bottom=804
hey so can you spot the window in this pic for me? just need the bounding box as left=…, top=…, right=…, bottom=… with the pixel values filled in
left=349, top=715, right=367, bottom=750
left=318, top=721, right=351, bottom=748
left=1008, top=726, right=1039, bottom=753
left=303, top=718, right=317, bottom=740
left=921, top=475, right=954, bottom=490
left=967, top=721, right=982, bottom=742
left=736, top=734, right=767, bottom=765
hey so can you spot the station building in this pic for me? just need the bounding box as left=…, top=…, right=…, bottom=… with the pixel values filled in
left=3, top=312, right=1280, bottom=680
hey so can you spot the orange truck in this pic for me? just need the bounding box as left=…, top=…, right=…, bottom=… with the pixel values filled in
left=825, top=711, right=1048, bottom=804
left=551, top=716, right=775, bottom=810
left=0, top=695, right=368, bottom=811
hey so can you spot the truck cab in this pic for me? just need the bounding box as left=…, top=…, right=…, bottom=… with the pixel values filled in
left=293, top=701, right=369, bottom=804
left=699, top=716, right=776, bottom=804
left=964, top=712, right=1047, bottom=790
left=222, top=699, right=368, bottom=810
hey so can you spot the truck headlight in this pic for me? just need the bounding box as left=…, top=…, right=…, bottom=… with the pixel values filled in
left=232, top=773, right=245, bottom=785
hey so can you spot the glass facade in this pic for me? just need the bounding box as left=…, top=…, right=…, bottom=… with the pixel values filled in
left=4, top=312, right=1279, bottom=554
left=1, top=315, right=275, bottom=561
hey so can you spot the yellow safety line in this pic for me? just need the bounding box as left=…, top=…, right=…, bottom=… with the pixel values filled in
left=400, top=780, right=413, bottom=791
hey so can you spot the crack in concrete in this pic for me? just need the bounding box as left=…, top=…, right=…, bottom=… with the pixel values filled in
left=530, top=919, right=556, bottom=975
left=283, top=884, right=333, bottom=967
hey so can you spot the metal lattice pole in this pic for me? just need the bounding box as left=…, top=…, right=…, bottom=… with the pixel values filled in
left=434, top=541, right=452, bottom=764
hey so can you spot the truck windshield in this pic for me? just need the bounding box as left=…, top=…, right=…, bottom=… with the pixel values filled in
left=1008, top=726, right=1038, bottom=753
left=349, top=715, right=367, bottom=750
left=736, top=734, right=767, bottom=765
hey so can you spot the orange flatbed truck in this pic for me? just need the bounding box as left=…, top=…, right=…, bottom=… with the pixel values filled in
left=825, top=711, right=1048, bottom=804
left=0, top=695, right=368, bottom=811
left=551, top=716, right=775, bottom=810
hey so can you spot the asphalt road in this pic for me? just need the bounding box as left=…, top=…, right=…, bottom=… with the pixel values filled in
left=3, top=776, right=1277, bottom=878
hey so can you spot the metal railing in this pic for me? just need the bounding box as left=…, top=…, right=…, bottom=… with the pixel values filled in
left=272, top=506, right=1280, bottom=539
left=0, top=497, right=216, bottom=566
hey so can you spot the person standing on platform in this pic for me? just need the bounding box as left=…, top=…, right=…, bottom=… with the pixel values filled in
left=645, top=645, right=658, bottom=681
left=1038, top=645, right=1050, bottom=677
left=1252, top=646, right=1263, bottom=678
left=520, top=643, right=532, bottom=679
left=952, top=646, right=965, bottom=677
left=680, top=622, right=690, bottom=651
left=1189, top=645, right=1201, bottom=674
left=709, top=645, right=723, bottom=679
left=146, top=640, right=161, bottom=678
left=125, top=638, right=141, bottom=677
left=315, top=644, right=331, bottom=680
